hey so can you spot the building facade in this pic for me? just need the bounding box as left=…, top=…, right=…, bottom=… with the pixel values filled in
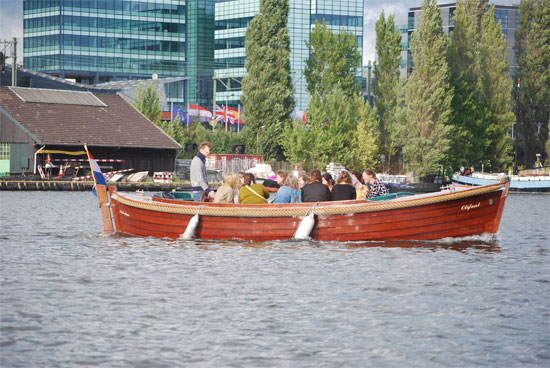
left=214, top=0, right=363, bottom=111
left=403, top=2, right=519, bottom=77
left=23, top=0, right=212, bottom=108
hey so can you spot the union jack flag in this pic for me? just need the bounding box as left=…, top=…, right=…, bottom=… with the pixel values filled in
left=215, top=105, right=226, bottom=122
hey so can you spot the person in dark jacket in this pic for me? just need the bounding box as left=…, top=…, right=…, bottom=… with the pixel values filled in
left=331, top=170, right=357, bottom=201
left=190, top=141, right=215, bottom=201
left=302, top=169, right=331, bottom=202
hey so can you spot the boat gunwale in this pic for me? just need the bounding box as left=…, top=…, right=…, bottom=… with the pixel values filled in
left=111, top=182, right=506, bottom=218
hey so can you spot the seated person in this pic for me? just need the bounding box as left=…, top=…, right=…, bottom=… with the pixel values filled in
left=297, top=174, right=309, bottom=203
left=302, top=169, right=331, bottom=202
left=274, top=175, right=299, bottom=203
left=238, top=173, right=270, bottom=204
left=322, top=173, right=335, bottom=192
left=353, top=171, right=369, bottom=199
left=331, top=171, right=357, bottom=201
left=213, top=172, right=237, bottom=203
left=362, top=169, right=389, bottom=198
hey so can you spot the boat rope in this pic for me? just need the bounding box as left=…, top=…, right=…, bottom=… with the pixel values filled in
left=112, top=183, right=504, bottom=218
left=305, top=202, right=319, bottom=216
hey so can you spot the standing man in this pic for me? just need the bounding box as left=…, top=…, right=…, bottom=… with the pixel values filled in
left=190, top=141, right=215, bottom=201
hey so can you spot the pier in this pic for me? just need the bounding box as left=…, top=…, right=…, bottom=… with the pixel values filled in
left=0, top=179, right=192, bottom=192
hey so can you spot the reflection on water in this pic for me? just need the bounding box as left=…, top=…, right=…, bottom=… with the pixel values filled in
left=0, top=191, right=548, bottom=367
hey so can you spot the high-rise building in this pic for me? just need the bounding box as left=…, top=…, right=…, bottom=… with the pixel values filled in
left=214, top=0, right=363, bottom=110
left=23, top=0, right=214, bottom=108
left=23, top=0, right=363, bottom=113
left=402, top=2, right=519, bottom=77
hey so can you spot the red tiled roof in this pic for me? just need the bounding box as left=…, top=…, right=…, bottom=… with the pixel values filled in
left=0, top=87, right=182, bottom=149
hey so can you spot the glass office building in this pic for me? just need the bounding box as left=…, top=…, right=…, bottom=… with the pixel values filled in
left=214, top=0, right=363, bottom=110
left=23, top=0, right=214, bottom=108
left=403, top=3, right=519, bottom=77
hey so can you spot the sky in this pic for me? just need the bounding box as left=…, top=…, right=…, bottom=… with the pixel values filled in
left=0, top=0, right=518, bottom=67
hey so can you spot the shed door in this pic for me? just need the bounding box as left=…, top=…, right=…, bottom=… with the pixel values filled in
left=10, top=143, right=31, bottom=173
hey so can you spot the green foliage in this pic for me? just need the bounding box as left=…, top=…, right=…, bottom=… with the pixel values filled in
left=187, top=124, right=245, bottom=156
left=241, top=0, right=295, bottom=160
left=513, top=0, right=550, bottom=168
left=480, top=3, right=514, bottom=170
left=403, top=0, right=453, bottom=179
left=304, top=20, right=362, bottom=99
left=155, top=117, right=185, bottom=147
left=282, top=89, right=378, bottom=171
left=352, top=102, right=380, bottom=171
left=373, top=12, right=405, bottom=173
left=134, top=82, right=162, bottom=124
left=447, top=0, right=513, bottom=171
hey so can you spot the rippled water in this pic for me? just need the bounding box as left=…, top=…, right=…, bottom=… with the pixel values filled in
left=0, top=191, right=549, bottom=367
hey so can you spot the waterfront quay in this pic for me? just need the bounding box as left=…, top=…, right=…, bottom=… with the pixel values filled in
left=0, top=179, right=190, bottom=192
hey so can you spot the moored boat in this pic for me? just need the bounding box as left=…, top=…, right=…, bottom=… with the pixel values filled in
left=102, top=178, right=510, bottom=242
left=452, top=172, right=550, bottom=193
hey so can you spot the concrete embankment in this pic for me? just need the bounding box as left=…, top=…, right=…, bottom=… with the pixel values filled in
left=0, top=180, right=192, bottom=192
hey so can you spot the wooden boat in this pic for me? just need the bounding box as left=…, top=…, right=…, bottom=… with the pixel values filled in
left=452, top=172, right=550, bottom=193
left=101, top=177, right=510, bottom=242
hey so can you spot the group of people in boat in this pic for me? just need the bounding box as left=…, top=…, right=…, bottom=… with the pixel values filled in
left=190, top=141, right=388, bottom=204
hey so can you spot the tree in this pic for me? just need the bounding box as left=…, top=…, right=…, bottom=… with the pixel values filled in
left=304, top=20, right=362, bottom=99
left=282, top=22, right=369, bottom=171
left=282, top=89, right=377, bottom=171
left=373, top=11, right=404, bottom=173
left=514, top=0, right=550, bottom=169
left=402, top=0, right=453, bottom=179
left=479, top=3, right=514, bottom=170
left=134, top=82, right=162, bottom=124
left=241, top=0, right=295, bottom=160
left=447, top=0, right=513, bottom=171
left=352, top=102, right=380, bottom=171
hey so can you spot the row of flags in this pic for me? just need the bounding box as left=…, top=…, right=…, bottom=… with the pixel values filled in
left=171, top=103, right=308, bottom=126
left=171, top=103, right=244, bottom=126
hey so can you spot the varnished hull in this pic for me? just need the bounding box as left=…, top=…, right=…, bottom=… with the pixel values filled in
left=108, top=181, right=509, bottom=242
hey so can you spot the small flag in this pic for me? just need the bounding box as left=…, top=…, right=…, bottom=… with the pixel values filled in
left=189, top=103, right=213, bottom=121
left=84, top=144, right=107, bottom=193
left=215, top=105, right=226, bottom=122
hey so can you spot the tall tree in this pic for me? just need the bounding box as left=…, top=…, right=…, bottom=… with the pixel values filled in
left=447, top=0, right=513, bottom=171
left=241, top=0, right=295, bottom=160
left=402, top=0, right=453, bottom=179
left=304, top=20, right=362, bottom=99
left=479, top=3, right=514, bottom=170
left=352, top=102, right=380, bottom=171
left=134, top=82, right=162, bottom=124
left=282, top=89, right=377, bottom=171
left=447, top=0, right=489, bottom=169
left=373, top=11, right=404, bottom=173
left=514, top=0, right=550, bottom=169
left=282, top=20, right=369, bottom=170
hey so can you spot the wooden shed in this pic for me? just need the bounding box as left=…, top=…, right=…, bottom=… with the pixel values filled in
left=0, top=87, right=181, bottom=177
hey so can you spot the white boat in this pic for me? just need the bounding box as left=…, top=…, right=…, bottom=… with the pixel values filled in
left=452, top=172, right=550, bottom=193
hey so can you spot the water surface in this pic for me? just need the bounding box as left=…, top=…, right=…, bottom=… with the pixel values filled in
left=1, top=191, right=549, bottom=367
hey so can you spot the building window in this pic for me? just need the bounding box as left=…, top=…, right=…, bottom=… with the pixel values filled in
left=0, top=144, right=10, bottom=160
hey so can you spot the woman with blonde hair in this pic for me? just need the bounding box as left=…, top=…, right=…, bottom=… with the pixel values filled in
left=214, top=172, right=238, bottom=203
left=274, top=174, right=299, bottom=203
left=331, top=170, right=357, bottom=201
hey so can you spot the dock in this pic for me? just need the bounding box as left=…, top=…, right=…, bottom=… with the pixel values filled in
left=0, top=179, right=192, bottom=192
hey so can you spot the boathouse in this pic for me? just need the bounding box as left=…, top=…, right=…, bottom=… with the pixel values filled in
left=0, top=86, right=181, bottom=176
